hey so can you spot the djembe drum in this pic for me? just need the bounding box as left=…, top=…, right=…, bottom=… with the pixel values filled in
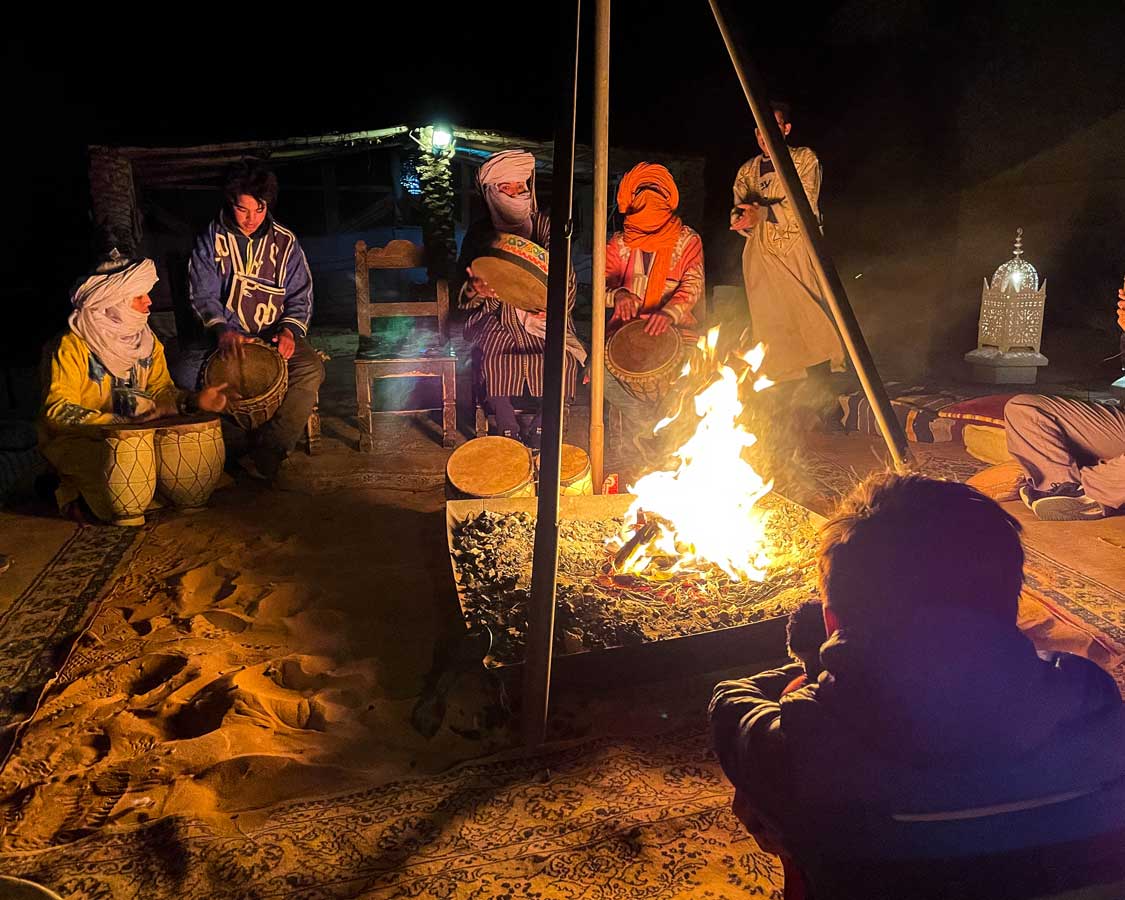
left=605, top=319, right=683, bottom=403
left=92, top=423, right=158, bottom=526
left=446, top=436, right=535, bottom=499
left=153, top=415, right=225, bottom=510
left=203, top=341, right=288, bottom=431
left=470, top=233, right=549, bottom=311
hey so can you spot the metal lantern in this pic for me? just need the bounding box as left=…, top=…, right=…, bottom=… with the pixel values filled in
left=965, top=228, right=1048, bottom=384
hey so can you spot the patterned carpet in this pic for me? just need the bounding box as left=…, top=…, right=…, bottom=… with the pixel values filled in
left=0, top=726, right=783, bottom=900
left=0, top=524, right=142, bottom=730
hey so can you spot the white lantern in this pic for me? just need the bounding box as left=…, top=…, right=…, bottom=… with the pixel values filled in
left=965, top=228, right=1048, bottom=384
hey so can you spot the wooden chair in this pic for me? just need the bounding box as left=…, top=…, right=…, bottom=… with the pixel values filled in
left=354, top=240, right=456, bottom=450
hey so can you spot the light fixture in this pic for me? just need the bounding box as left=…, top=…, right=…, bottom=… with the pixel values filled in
left=965, top=228, right=1048, bottom=384
left=409, top=124, right=456, bottom=159
left=431, top=126, right=453, bottom=150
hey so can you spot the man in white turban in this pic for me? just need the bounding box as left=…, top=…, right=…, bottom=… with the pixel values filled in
left=456, top=150, right=584, bottom=448
left=39, top=253, right=228, bottom=524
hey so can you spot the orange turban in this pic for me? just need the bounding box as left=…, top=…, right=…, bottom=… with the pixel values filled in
left=617, top=163, right=682, bottom=312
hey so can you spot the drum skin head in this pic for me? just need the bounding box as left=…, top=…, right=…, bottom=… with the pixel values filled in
left=471, top=233, right=549, bottom=312
left=205, top=343, right=285, bottom=399
left=447, top=436, right=534, bottom=497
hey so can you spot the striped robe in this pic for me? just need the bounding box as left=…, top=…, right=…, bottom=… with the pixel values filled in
left=458, top=211, right=580, bottom=399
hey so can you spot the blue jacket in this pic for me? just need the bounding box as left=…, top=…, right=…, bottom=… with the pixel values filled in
left=188, top=212, right=313, bottom=338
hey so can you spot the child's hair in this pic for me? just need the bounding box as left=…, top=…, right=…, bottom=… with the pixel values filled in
left=786, top=600, right=827, bottom=670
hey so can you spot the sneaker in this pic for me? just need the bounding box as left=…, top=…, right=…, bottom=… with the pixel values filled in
left=1023, top=483, right=1106, bottom=521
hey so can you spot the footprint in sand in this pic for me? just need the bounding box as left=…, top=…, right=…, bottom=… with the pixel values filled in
left=194, top=610, right=250, bottom=634
left=125, top=654, right=189, bottom=698
left=168, top=676, right=236, bottom=740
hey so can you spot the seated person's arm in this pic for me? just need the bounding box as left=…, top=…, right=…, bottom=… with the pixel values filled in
left=188, top=230, right=228, bottom=332
left=709, top=664, right=801, bottom=796
left=278, top=241, right=313, bottom=340
left=42, top=339, right=123, bottom=429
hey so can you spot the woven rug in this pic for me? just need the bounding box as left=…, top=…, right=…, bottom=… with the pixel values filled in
left=0, top=525, right=142, bottom=729
left=0, top=726, right=783, bottom=900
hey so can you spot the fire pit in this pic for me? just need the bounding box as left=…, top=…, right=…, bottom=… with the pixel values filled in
left=445, top=492, right=822, bottom=684
left=445, top=329, right=826, bottom=685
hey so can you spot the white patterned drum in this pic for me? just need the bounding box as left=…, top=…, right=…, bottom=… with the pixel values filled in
left=95, top=424, right=157, bottom=527
left=536, top=444, right=593, bottom=496
left=154, top=415, right=225, bottom=510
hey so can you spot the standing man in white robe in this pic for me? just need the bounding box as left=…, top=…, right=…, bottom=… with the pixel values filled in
left=730, top=102, right=845, bottom=384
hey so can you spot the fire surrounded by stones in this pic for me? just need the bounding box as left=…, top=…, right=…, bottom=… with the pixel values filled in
left=609, top=327, right=777, bottom=582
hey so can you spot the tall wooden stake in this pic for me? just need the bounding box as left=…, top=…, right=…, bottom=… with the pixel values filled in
left=589, top=0, right=610, bottom=493
left=708, top=0, right=911, bottom=472
left=523, top=0, right=582, bottom=746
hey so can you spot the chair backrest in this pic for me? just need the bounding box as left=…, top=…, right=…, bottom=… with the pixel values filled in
left=354, top=240, right=449, bottom=342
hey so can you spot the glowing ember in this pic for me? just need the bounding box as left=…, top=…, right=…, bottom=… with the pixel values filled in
left=609, top=328, right=775, bottom=582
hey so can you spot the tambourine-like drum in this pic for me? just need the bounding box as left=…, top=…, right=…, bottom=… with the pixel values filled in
left=204, top=341, right=288, bottom=431
left=470, top=233, right=549, bottom=312
left=446, top=436, right=535, bottom=499
left=535, top=443, right=593, bottom=496
left=605, top=319, right=683, bottom=403
left=93, top=423, right=157, bottom=526
left=154, top=415, right=225, bottom=510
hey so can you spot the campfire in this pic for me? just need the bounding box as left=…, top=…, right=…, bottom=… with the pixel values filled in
left=447, top=327, right=820, bottom=667
left=609, top=328, right=777, bottom=582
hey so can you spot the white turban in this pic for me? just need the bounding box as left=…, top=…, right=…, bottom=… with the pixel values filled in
left=69, top=258, right=158, bottom=380
left=478, top=150, right=537, bottom=237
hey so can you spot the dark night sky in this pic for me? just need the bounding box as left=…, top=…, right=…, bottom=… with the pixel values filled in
left=4, top=1, right=1125, bottom=369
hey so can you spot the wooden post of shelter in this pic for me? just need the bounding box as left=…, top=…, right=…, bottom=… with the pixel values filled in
left=523, top=0, right=583, bottom=747
left=588, top=0, right=611, bottom=494
left=707, top=0, right=911, bottom=473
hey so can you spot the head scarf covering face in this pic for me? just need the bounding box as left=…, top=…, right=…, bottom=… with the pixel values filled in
left=617, top=163, right=683, bottom=312
left=478, top=150, right=537, bottom=238
left=69, top=258, right=158, bottom=380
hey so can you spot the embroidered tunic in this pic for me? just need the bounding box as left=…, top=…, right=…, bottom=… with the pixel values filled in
left=189, top=213, right=314, bottom=337
left=605, top=226, right=704, bottom=336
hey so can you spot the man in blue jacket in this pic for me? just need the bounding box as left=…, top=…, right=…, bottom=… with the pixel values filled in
left=176, top=160, right=324, bottom=480
left=711, top=474, right=1125, bottom=895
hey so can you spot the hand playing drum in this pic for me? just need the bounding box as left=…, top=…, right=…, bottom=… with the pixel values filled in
left=611, top=290, right=642, bottom=324
left=465, top=266, right=498, bottom=301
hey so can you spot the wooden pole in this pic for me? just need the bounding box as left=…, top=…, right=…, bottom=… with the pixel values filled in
left=589, top=0, right=610, bottom=493
left=708, top=0, right=911, bottom=473
left=523, top=0, right=582, bottom=746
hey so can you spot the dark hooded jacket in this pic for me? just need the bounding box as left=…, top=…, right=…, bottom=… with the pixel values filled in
left=710, top=605, right=1125, bottom=859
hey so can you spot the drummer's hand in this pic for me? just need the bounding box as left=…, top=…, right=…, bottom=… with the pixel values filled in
left=197, top=382, right=230, bottom=413
left=1116, top=290, right=1125, bottom=332
left=611, top=290, right=642, bottom=323
left=730, top=203, right=760, bottom=231
left=217, top=327, right=250, bottom=354
left=643, top=311, right=673, bottom=336
left=272, top=326, right=296, bottom=360
left=465, top=267, right=497, bottom=300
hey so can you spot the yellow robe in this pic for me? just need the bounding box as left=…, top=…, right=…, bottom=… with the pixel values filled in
left=733, top=146, right=845, bottom=383
left=38, top=332, right=181, bottom=518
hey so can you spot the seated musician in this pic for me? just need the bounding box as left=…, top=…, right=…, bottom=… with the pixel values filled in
left=457, top=149, right=586, bottom=450
left=39, top=253, right=227, bottom=524
left=176, top=159, right=325, bottom=482
left=603, top=163, right=703, bottom=452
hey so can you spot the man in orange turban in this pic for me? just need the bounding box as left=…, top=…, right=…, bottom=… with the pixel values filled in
left=603, top=162, right=704, bottom=458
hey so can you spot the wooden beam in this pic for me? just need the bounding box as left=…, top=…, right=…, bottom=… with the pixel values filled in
left=589, top=0, right=610, bottom=494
